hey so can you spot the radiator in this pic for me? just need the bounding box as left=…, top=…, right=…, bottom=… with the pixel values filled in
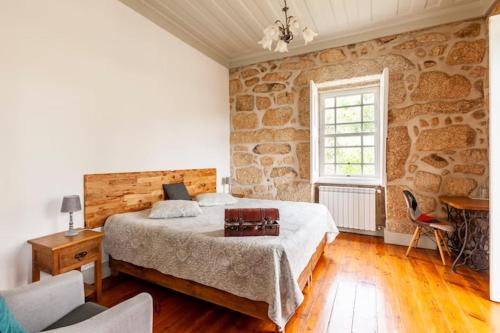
left=319, top=186, right=377, bottom=232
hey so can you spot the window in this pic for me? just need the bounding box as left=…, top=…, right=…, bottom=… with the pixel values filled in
left=319, top=87, right=379, bottom=179
left=309, top=70, right=388, bottom=186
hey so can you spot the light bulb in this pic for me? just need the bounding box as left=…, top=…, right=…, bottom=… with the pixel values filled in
left=302, top=27, right=318, bottom=44
left=263, top=23, right=280, bottom=41
left=274, top=40, right=288, bottom=53
left=289, top=16, right=301, bottom=35
left=258, top=36, right=273, bottom=50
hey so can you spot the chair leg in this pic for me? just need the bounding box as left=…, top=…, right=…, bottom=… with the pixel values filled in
left=406, top=226, right=420, bottom=257
left=434, top=230, right=446, bottom=265
left=414, top=228, right=422, bottom=248
left=438, top=231, right=452, bottom=257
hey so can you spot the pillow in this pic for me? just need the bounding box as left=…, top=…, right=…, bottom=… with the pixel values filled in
left=163, top=183, right=191, bottom=201
left=0, top=296, right=27, bottom=333
left=195, top=193, right=238, bottom=207
left=416, top=213, right=439, bottom=223
left=148, top=200, right=202, bottom=219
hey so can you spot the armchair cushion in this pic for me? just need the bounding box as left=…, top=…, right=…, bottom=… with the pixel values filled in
left=42, top=302, right=107, bottom=331
left=42, top=293, right=153, bottom=333
left=0, top=296, right=27, bottom=333
left=0, top=271, right=84, bottom=333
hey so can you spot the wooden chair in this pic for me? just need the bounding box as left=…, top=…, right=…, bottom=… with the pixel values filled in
left=402, top=190, right=454, bottom=265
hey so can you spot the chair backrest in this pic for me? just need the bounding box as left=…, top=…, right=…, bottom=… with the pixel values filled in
left=402, top=190, right=421, bottom=222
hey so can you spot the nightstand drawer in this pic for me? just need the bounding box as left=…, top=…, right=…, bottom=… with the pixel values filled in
left=59, top=241, right=100, bottom=270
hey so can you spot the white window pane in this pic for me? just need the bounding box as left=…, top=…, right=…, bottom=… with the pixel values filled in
left=363, top=147, right=375, bottom=163
left=336, top=135, right=361, bottom=147
left=324, top=164, right=335, bottom=175
left=337, top=94, right=361, bottom=107
left=363, top=105, right=375, bottom=121
left=325, top=125, right=335, bottom=135
left=325, top=98, right=335, bottom=108
left=337, top=164, right=362, bottom=176
left=337, top=123, right=362, bottom=134
left=363, top=93, right=375, bottom=104
left=325, top=137, right=335, bottom=147
left=337, top=106, right=361, bottom=123
left=364, top=135, right=375, bottom=146
left=363, top=122, right=375, bottom=133
left=318, top=87, right=380, bottom=181
left=363, top=164, right=375, bottom=176
left=324, top=148, right=335, bottom=163
left=325, top=109, right=335, bottom=124
left=336, top=148, right=361, bottom=164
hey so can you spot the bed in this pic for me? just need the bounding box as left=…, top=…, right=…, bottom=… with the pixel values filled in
left=84, top=169, right=338, bottom=331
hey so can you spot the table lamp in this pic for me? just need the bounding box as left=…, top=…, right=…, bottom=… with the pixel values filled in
left=61, top=195, right=81, bottom=236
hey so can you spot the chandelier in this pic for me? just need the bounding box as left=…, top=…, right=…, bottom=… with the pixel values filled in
left=258, top=0, right=318, bottom=53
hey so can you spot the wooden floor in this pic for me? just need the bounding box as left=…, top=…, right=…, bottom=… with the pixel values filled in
left=99, top=233, right=500, bottom=333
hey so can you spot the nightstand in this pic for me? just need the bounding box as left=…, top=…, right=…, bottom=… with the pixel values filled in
left=28, top=229, right=104, bottom=302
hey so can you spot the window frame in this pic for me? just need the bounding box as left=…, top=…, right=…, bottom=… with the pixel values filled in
left=318, top=86, right=381, bottom=184
left=309, top=70, right=389, bottom=186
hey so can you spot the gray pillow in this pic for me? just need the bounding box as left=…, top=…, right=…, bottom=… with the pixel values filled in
left=163, top=183, right=191, bottom=201
left=148, top=200, right=202, bottom=219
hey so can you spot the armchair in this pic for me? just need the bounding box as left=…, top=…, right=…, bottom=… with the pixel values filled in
left=0, top=271, right=152, bottom=333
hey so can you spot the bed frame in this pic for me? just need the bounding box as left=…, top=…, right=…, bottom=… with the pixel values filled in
left=84, top=168, right=327, bottom=332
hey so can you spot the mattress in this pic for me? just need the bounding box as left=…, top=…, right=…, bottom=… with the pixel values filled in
left=103, top=198, right=338, bottom=328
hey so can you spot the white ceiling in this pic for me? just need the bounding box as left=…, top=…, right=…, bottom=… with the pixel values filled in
left=120, top=0, right=496, bottom=68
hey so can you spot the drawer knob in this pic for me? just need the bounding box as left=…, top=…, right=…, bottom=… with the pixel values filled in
left=74, top=251, right=88, bottom=261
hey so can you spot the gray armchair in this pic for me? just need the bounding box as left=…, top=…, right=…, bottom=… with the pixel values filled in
left=0, top=271, right=153, bottom=333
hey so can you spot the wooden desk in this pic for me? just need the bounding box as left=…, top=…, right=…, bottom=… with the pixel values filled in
left=28, top=229, right=104, bottom=301
left=439, top=196, right=489, bottom=211
left=439, top=196, right=489, bottom=272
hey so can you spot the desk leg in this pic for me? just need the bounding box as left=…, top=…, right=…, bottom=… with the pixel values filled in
left=32, top=249, right=40, bottom=282
left=452, top=210, right=469, bottom=272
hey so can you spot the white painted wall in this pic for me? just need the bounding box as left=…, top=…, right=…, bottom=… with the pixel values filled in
left=0, top=0, right=229, bottom=289
left=489, top=14, right=500, bottom=302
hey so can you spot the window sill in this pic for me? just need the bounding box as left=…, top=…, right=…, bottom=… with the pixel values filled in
left=315, top=177, right=383, bottom=186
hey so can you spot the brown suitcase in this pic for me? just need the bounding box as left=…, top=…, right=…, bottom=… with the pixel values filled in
left=224, top=208, right=280, bottom=237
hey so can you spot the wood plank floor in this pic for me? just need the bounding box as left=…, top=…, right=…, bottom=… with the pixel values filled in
left=99, top=233, right=500, bottom=333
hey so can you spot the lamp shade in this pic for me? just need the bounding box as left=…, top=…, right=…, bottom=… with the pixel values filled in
left=61, top=195, right=82, bottom=213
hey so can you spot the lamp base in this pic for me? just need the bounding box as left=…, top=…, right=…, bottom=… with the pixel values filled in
left=65, top=229, right=79, bottom=237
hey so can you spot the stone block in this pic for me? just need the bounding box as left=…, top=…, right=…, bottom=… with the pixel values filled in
left=414, top=171, right=442, bottom=193
left=416, top=125, right=476, bottom=151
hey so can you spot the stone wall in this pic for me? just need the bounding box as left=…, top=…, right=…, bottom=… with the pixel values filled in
left=229, top=18, right=489, bottom=234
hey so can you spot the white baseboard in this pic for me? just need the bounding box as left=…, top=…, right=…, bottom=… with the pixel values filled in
left=81, top=261, right=111, bottom=284
left=384, top=229, right=437, bottom=250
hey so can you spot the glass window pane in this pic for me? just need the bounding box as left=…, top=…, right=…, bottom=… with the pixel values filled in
left=363, top=147, right=375, bottom=163
left=337, top=164, right=362, bottom=176
left=324, top=148, right=335, bottom=163
left=336, top=136, right=361, bottom=147
left=363, top=93, right=375, bottom=104
left=325, top=109, right=335, bottom=124
left=363, top=105, right=375, bottom=121
left=324, top=98, right=335, bottom=108
left=325, top=125, right=335, bottom=135
left=363, top=122, right=375, bottom=133
left=337, top=123, right=362, bottom=134
left=324, top=137, right=335, bottom=147
left=364, top=135, right=375, bottom=146
left=363, top=164, right=375, bottom=176
left=336, top=148, right=361, bottom=164
left=324, top=164, right=335, bottom=175
left=336, top=94, right=361, bottom=107
left=337, top=106, right=361, bottom=123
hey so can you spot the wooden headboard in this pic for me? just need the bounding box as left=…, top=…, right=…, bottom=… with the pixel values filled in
left=84, top=168, right=216, bottom=229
